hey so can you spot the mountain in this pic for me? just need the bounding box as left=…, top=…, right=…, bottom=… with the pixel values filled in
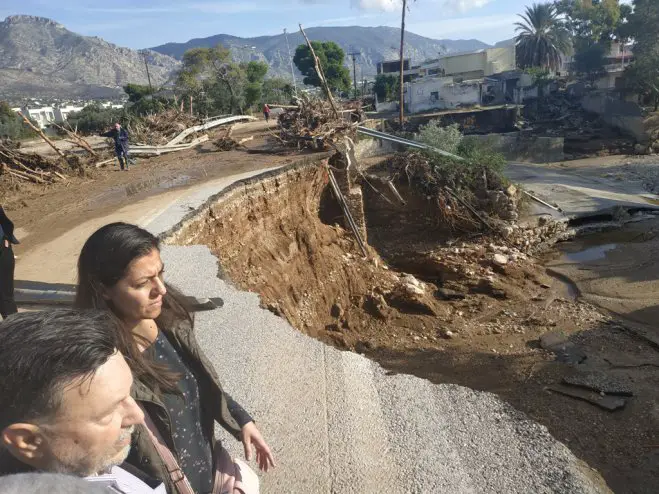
left=151, top=26, right=491, bottom=78
left=0, top=15, right=180, bottom=101
left=494, top=38, right=516, bottom=48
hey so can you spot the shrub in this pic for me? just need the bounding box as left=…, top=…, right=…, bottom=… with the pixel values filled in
left=417, top=120, right=463, bottom=155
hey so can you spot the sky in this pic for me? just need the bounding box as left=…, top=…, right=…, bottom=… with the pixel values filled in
left=1, top=0, right=548, bottom=48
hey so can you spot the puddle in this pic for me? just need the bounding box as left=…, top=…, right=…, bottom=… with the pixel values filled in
left=563, top=243, right=618, bottom=263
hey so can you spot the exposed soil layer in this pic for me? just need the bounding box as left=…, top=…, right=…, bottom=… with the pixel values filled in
left=174, top=160, right=658, bottom=494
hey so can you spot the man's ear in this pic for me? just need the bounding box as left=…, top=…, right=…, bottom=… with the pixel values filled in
left=2, top=424, right=47, bottom=462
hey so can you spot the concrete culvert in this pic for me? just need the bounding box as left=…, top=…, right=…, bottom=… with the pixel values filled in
left=165, top=158, right=611, bottom=493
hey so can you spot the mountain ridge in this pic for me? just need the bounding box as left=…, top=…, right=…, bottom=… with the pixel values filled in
left=150, top=26, right=491, bottom=78
left=0, top=15, right=180, bottom=101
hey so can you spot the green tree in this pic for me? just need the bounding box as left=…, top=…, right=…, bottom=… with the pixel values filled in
left=373, top=74, right=400, bottom=102
left=0, top=102, right=36, bottom=140
left=123, top=83, right=154, bottom=103
left=176, top=45, right=247, bottom=114
left=261, top=78, right=294, bottom=105
left=293, top=41, right=351, bottom=93
left=623, top=0, right=659, bottom=109
left=515, top=3, right=571, bottom=70
left=66, top=105, right=130, bottom=134
left=246, top=61, right=268, bottom=83
left=573, top=42, right=607, bottom=83
left=555, top=0, right=623, bottom=51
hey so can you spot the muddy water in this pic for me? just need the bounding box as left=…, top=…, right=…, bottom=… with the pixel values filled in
left=547, top=217, right=659, bottom=327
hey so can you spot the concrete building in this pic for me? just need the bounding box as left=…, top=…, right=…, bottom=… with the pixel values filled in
left=404, top=76, right=482, bottom=113
left=54, top=105, right=85, bottom=123
left=19, top=106, right=56, bottom=129
left=417, top=46, right=516, bottom=82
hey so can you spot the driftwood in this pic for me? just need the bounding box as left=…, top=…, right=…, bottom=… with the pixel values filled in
left=18, top=112, right=66, bottom=159
left=299, top=24, right=340, bottom=119
left=52, top=122, right=97, bottom=157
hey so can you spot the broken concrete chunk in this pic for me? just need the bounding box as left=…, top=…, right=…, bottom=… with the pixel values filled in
left=492, top=253, right=509, bottom=266
left=505, top=184, right=518, bottom=197
left=563, top=372, right=633, bottom=397
left=547, top=384, right=627, bottom=411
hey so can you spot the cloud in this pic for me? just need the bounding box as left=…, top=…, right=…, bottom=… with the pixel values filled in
left=351, top=0, right=491, bottom=13
left=351, top=0, right=401, bottom=11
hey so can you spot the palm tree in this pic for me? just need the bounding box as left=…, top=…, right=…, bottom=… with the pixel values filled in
left=515, top=3, right=571, bottom=71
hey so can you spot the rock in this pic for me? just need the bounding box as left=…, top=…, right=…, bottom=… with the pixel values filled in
left=387, top=282, right=437, bottom=316
left=400, top=274, right=422, bottom=288
left=330, top=302, right=344, bottom=319
left=493, top=253, right=509, bottom=266
left=438, top=328, right=455, bottom=339
left=403, top=283, right=425, bottom=296
left=436, top=287, right=466, bottom=301
left=505, top=184, right=518, bottom=197
left=501, top=226, right=514, bottom=238
left=363, top=292, right=390, bottom=320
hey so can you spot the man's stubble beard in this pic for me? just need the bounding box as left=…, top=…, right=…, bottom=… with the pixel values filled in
left=48, top=425, right=135, bottom=477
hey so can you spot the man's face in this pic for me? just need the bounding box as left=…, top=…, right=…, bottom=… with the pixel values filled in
left=40, top=352, right=144, bottom=476
left=114, top=123, right=120, bottom=130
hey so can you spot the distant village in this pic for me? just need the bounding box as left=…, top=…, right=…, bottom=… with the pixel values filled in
left=11, top=40, right=633, bottom=130
left=374, top=42, right=632, bottom=113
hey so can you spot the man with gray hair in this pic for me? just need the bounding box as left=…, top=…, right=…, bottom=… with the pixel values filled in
left=0, top=310, right=165, bottom=493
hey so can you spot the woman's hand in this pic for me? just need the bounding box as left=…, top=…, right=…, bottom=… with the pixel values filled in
left=241, top=422, right=275, bottom=472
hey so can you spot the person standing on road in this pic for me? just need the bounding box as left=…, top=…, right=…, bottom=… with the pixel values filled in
left=0, top=205, right=18, bottom=319
left=101, top=123, right=131, bottom=171
left=263, top=103, right=270, bottom=122
left=75, top=222, right=274, bottom=494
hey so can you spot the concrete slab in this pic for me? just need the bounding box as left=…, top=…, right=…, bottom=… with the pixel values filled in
left=506, top=163, right=659, bottom=218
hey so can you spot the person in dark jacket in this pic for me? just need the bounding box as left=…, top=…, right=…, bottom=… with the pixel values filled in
left=75, top=223, right=274, bottom=494
left=101, top=123, right=131, bottom=171
left=0, top=205, right=18, bottom=318
left=0, top=310, right=165, bottom=493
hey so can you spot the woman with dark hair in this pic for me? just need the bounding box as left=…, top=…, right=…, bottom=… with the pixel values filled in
left=0, top=205, right=19, bottom=319
left=75, top=222, right=273, bottom=494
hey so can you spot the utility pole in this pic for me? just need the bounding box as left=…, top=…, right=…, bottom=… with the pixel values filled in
left=284, top=28, right=298, bottom=98
left=399, top=0, right=407, bottom=126
left=140, top=50, right=154, bottom=94
left=349, top=50, right=360, bottom=100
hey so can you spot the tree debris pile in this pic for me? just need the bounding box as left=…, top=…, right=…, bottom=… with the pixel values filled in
left=213, top=126, right=239, bottom=151
left=129, top=110, right=202, bottom=146
left=0, top=144, right=82, bottom=185
left=373, top=148, right=515, bottom=232
left=278, top=94, right=357, bottom=150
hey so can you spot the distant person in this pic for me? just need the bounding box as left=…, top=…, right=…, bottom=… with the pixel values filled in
left=75, top=223, right=272, bottom=494
left=101, top=123, right=131, bottom=171
left=263, top=103, right=270, bottom=122
left=0, top=309, right=165, bottom=493
left=0, top=205, right=18, bottom=319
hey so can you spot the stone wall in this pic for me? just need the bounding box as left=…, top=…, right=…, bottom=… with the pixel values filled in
left=581, top=93, right=649, bottom=143
left=463, top=132, right=564, bottom=163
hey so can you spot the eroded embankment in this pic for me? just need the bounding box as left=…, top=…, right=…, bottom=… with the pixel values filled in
left=167, top=158, right=658, bottom=494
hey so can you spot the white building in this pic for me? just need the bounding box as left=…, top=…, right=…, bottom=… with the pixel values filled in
left=54, top=105, right=85, bottom=123
left=18, top=106, right=56, bottom=129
